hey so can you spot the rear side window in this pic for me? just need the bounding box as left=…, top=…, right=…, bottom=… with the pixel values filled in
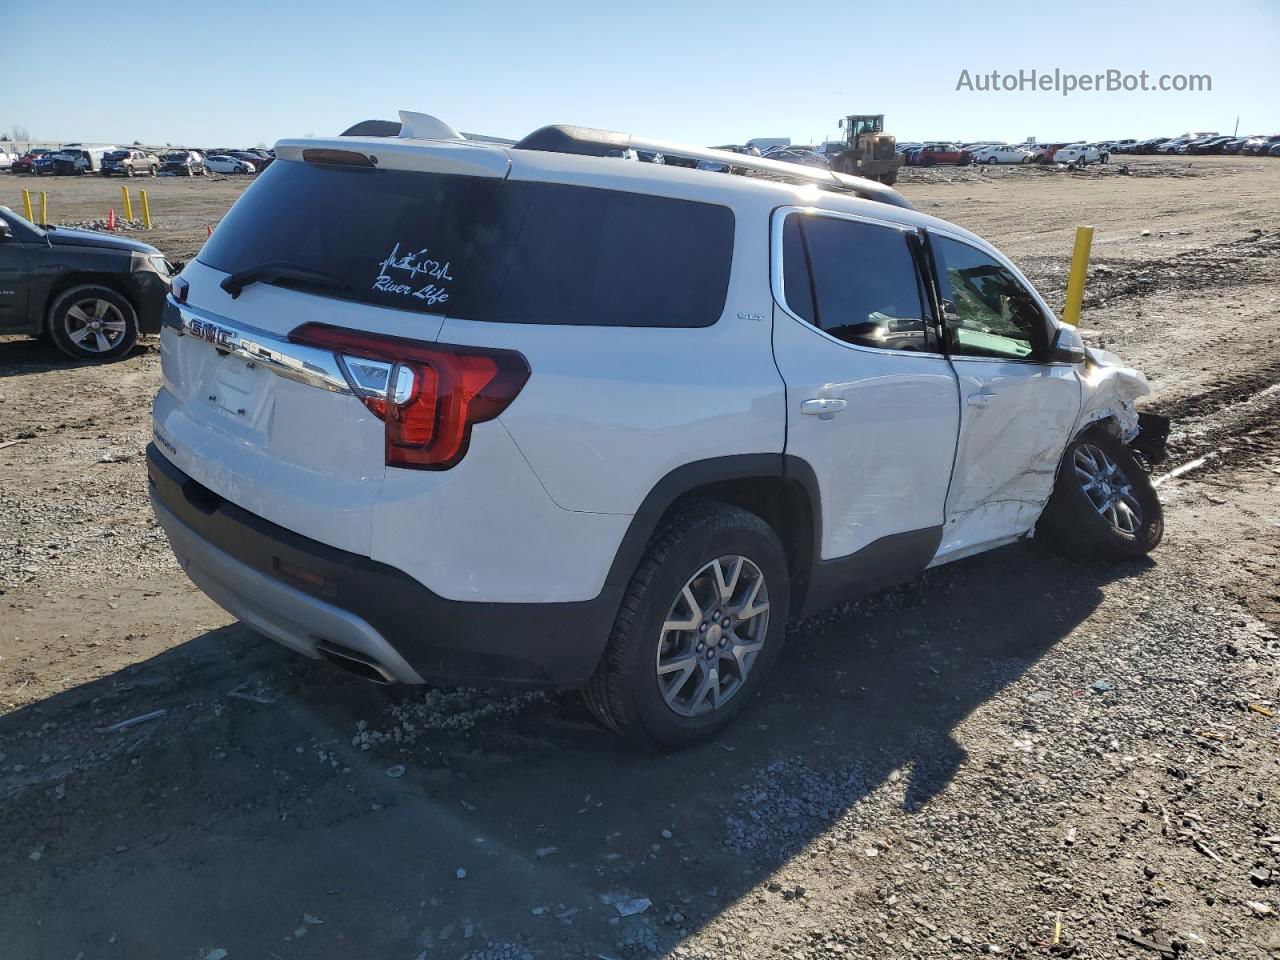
left=463, top=182, right=734, bottom=328
left=780, top=213, right=930, bottom=351
left=199, top=160, right=734, bottom=326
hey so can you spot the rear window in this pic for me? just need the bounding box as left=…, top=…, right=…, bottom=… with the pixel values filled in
left=198, top=158, right=734, bottom=326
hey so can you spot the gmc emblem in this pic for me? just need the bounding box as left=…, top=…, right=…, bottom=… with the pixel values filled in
left=188, top=317, right=238, bottom=351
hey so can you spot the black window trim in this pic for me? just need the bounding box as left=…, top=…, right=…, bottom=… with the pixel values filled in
left=769, top=205, right=946, bottom=359
left=923, top=227, right=1064, bottom=366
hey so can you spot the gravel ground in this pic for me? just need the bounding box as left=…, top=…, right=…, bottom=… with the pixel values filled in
left=1, top=155, right=1278, bottom=960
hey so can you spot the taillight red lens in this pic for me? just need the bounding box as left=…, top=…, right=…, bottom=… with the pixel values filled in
left=288, top=323, right=529, bottom=470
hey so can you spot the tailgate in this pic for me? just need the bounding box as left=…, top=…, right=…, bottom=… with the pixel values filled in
left=154, top=293, right=388, bottom=555
left=153, top=142, right=512, bottom=555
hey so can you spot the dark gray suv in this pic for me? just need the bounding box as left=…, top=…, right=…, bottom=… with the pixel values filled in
left=0, top=206, right=172, bottom=360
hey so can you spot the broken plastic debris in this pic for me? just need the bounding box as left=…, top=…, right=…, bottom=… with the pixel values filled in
left=100, top=709, right=167, bottom=733
left=228, top=681, right=278, bottom=705
left=1090, top=680, right=1115, bottom=694
left=614, top=898, right=652, bottom=917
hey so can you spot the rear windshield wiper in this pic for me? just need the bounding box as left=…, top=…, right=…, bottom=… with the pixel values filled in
left=220, top=262, right=349, bottom=299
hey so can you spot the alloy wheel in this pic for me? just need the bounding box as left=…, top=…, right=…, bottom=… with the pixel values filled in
left=64, top=298, right=128, bottom=354
left=655, top=555, right=770, bottom=718
left=1073, top=443, right=1143, bottom=533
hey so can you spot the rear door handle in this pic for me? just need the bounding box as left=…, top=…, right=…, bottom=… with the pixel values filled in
left=966, top=388, right=998, bottom=407
left=801, top=398, right=848, bottom=416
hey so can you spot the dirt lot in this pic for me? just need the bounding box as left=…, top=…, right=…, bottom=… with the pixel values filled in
left=2, top=156, right=1278, bottom=960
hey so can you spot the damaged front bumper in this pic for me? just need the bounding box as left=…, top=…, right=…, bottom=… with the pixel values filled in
left=1077, top=345, right=1170, bottom=467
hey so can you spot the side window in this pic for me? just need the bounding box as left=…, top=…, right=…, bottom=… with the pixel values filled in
left=466, top=182, right=735, bottom=328
left=780, top=213, right=930, bottom=352
left=931, top=235, right=1049, bottom=361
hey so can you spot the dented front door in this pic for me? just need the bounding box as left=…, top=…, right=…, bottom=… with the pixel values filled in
left=927, top=231, right=1083, bottom=563
left=938, top=358, right=1080, bottom=560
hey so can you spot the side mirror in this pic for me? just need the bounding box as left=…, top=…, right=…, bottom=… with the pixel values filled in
left=0, top=220, right=12, bottom=240
left=1048, top=326, right=1087, bottom=364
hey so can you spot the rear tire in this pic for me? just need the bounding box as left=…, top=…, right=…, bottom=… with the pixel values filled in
left=1038, top=426, right=1163, bottom=562
left=583, top=502, right=790, bottom=750
left=46, top=284, right=138, bottom=362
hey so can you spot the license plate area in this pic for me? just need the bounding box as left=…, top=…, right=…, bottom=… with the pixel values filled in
left=204, top=351, right=273, bottom=430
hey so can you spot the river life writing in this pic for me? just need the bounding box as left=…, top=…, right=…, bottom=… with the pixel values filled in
left=372, top=243, right=454, bottom=306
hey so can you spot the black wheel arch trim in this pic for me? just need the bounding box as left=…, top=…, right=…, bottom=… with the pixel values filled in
left=603, top=453, right=819, bottom=587
left=603, top=453, right=939, bottom=620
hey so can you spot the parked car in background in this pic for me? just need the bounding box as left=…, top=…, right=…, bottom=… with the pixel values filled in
left=972, top=145, right=1033, bottom=164
left=33, top=152, right=56, bottom=176
left=1109, top=139, right=1138, bottom=154
left=1056, top=144, right=1105, bottom=166
left=224, top=151, right=269, bottom=172
left=1243, top=135, right=1280, bottom=156
left=161, top=150, right=206, bottom=176
left=1188, top=136, right=1234, bottom=154
left=0, top=148, right=14, bottom=171
left=696, top=145, right=761, bottom=174
left=909, top=143, right=968, bottom=166
left=205, top=155, right=256, bottom=175
left=1269, top=143, right=1280, bottom=158
left=52, top=146, right=115, bottom=175
left=1134, top=138, right=1170, bottom=154
left=0, top=204, right=173, bottom=360
left=101, top=148, right=159, bottom=177
left=12, top=147, right=52, bottom=174
left=147, top=118, right=1163, bottom=747
left=1030, top=142, right=1070, bottom=163
left=764, top=146, right=828, bottom=169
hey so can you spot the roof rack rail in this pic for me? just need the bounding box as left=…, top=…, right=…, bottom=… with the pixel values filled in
left=513, top=124, right=914, bottom=210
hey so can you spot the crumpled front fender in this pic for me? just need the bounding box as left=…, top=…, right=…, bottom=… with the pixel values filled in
left=1073, top=345, right=1151, bottom=442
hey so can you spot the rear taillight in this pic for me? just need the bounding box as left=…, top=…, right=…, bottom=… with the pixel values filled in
left=289, top=323, right=529, bottom=470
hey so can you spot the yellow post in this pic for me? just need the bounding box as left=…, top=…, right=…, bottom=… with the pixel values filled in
left=39, top=191, right=48, bottom=226
left=140, top=190, right=152, bottom=229
left=22, top=189, right=33, bottom=222
left=121, top=185, right=134, bottom=222
left=1061, top=225, right=1095, bottom=326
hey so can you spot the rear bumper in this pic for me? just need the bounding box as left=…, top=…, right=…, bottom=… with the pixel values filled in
left=147, top=444, right=619, bottom=689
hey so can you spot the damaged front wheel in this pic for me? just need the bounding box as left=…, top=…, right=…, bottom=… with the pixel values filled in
left=1038, top=426, right=1164, bottom=562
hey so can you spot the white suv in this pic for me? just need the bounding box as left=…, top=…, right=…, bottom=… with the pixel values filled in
left=149, top=112, right=1164, bottom=748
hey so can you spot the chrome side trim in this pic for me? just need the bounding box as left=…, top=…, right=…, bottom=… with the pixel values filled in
left=163, top=298, right=352, bottom=395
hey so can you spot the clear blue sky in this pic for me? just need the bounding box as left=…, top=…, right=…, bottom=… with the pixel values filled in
left=6, top=0, right=1278, bottom=147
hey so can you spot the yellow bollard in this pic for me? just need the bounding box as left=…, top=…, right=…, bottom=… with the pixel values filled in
left=121, top=185, right=134, bottom=222
left=22, top=188, right=33, bottom=222
left=140, top=190, right=152, bottom=229
left=1061, top=225, right=1095, bottom=327
left=39, top=191, right=48, bottom=226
